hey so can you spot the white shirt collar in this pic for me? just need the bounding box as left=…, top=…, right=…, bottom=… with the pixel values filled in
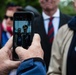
left=42, top=8, right=60, bottom=20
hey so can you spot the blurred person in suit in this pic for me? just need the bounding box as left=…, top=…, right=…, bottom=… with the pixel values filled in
left=32, top=0, right=72, bottom=71
left=47, top=0, right=76, bottom=75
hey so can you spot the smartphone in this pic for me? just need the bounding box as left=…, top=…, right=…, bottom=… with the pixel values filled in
left=13, top=11, right=34, bottom=60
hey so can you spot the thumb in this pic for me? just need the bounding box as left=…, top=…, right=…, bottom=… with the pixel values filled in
left=31, top=34, right=41, bottom=46
left=5, top=36, right=13, bottom=49
left=15, top=47, right=26, bottom=58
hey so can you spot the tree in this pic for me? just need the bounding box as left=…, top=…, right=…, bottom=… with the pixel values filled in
left=60, top=0, right=75, bottom=16
left=0, top=0, right=75, bottom=21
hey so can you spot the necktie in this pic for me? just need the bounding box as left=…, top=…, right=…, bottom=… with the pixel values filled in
left=48, top=17, right=54, bottom=44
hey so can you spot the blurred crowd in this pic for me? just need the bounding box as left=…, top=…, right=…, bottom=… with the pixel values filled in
left=0, top=0, right=76, bottom=75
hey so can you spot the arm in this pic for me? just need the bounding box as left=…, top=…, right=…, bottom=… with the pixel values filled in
left=17, top=58, right=46, bottom=75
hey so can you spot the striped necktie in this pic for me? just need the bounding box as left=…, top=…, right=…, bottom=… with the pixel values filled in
left=48, top=17, right=54, bottom=44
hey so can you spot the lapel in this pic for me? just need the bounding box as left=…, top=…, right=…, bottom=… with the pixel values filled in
left=59, top=12, right=72, bottom=29
left=59, top=12, right=64, bottom=28
left=37, top=16, right=50, bottom=44
left=38, top=16, right=46, bottom=35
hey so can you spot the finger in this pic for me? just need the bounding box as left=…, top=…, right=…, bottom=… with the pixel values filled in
left=5, top=36, right=13, bottom=49
left=8, top=60, right=21, bottom=69
left=15, top=47, right=26, bottom=57
left=31, top=34, right=41, bottom=46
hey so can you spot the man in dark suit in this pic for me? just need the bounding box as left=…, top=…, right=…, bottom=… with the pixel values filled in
left=32, top=0, right=72, bottom=71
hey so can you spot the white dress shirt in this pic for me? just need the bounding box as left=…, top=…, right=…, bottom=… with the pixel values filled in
left=42, top=9, right=60, bottom=36
left=9, top=69, right=17, bottom=75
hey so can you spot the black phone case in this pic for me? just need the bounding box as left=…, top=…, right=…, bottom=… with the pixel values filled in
left=13, top=11, right=34, bottom=60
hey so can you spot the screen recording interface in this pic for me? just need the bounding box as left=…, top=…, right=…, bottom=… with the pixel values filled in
left=14, top=20, right=31, bottom=48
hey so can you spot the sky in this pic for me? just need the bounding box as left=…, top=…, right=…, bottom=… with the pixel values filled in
left=61, top=0, right=72, bottom=1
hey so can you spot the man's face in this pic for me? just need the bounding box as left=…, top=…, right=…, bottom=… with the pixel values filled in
left=4, top=10, right=15, bottom=27
left=74, top=0, right=76, bottom=11
left=39, top=0, right=60, bottom=11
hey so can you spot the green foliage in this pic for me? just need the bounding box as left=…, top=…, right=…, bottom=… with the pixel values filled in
left=0, top=0, right=76, bottom=21
left=59, top=1, right=76, bottom=16
left=0, top=0, right=41, bottom=21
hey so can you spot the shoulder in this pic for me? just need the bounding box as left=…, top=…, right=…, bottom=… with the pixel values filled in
left=57, top=24, right=70, bottom=36
left=59, top=24, right=69, bottom=32
left=53, top=24, right=73, bottom=54
left=60, top=12, right=72, bottom=20
left=34, top=15, right=43, bottom=21
left=55, top=24, right=72, bottom=42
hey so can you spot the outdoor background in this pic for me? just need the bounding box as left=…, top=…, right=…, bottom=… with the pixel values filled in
left=0, top=0, right=75, bottom=21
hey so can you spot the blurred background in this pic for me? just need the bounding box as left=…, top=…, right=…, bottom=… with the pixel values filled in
left=0, top=0, right=75, bottom=21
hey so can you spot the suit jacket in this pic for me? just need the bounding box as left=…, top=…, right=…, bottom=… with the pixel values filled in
left=32, top=12, right=72, bottom=71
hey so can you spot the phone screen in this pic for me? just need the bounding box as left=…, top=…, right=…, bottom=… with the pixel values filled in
left=13, top=12, right=34, bottom=59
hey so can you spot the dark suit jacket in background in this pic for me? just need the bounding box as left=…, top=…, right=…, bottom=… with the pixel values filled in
left=32, top=12, right=72, bottom=71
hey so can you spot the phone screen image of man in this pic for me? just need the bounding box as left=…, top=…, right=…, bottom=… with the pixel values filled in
left=14, top=20, right=31, bottom=48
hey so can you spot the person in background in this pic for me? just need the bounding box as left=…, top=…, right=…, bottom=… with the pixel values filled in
left=32, top=0, right=72, bottom=71
left=0, top=34, right=46, bottom=75
left=47, top=0, right=76, bottom=75
left=16, top=28, right=22, bottom=46
left=0, top=2, right=24, bottom=48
